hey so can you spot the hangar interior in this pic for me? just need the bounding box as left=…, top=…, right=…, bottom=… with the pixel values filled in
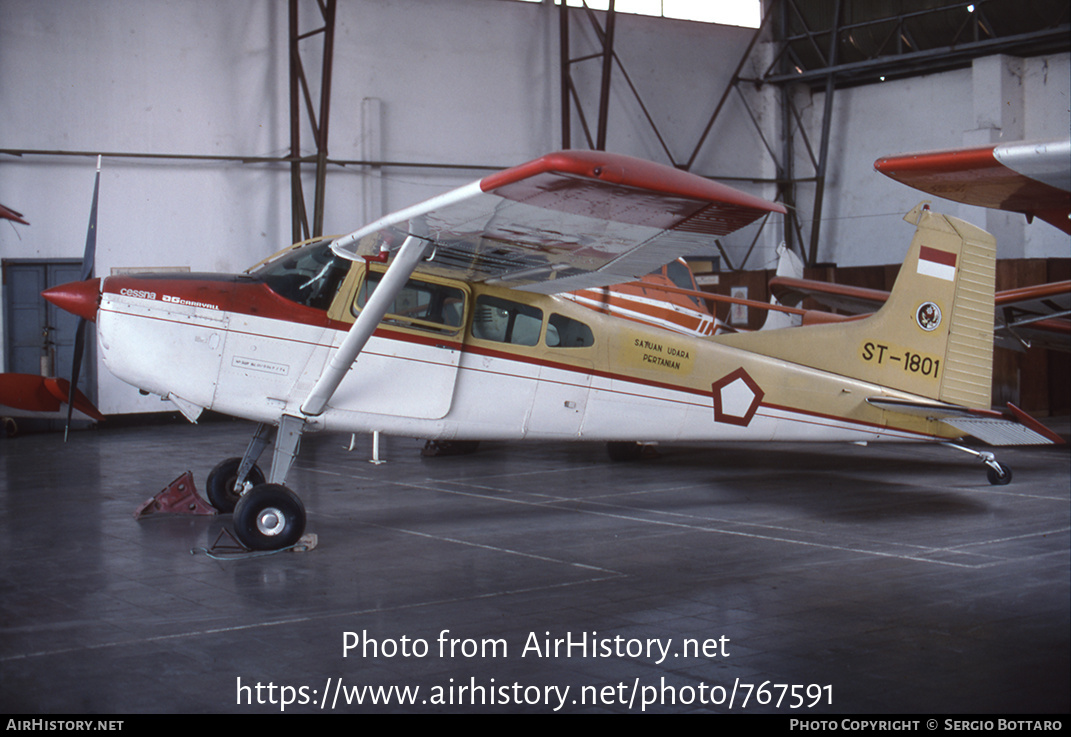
left=1, top=0, right=1069, bottom=714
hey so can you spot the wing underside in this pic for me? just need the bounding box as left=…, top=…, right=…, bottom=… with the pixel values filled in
left=331, top=150, right=785, bottom=294
left=874, top=139, right=1071, bottom=233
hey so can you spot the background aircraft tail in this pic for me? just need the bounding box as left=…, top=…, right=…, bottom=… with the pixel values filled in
left=718, top=203, right=996, bottom=409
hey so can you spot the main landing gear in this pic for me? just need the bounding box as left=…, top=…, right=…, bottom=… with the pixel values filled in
left=232, top=484, right=307, bottom=551
left=206, top=417, right=309, bottom=551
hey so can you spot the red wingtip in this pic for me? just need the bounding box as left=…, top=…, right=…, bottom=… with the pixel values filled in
left=43, top=278, right=101, bottom=322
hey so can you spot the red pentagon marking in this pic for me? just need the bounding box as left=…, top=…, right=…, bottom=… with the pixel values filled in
left=711, top=368, right=765, bottom=427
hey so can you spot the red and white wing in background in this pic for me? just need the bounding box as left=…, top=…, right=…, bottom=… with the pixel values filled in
left=875, top=139, right=1071, bottom=233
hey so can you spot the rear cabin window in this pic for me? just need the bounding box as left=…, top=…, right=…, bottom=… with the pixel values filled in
left=546, top=313, right=594, bottom=348
left=355, top=271, right=466, bottom=334
left=472, top=295, right=543, bottom=346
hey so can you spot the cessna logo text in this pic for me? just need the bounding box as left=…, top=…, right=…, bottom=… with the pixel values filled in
left=120, top=288, right=156, bottom=300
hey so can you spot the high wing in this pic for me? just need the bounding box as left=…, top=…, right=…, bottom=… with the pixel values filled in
left=874, top=139, right=1071, bottom=233
left=331, top=150, right=785, bottom=294
left=303, top=150, right=785, bottom=417
left=994, top=280, right=1071, bottom=352
left=769, top=275, right=1071, bottom=352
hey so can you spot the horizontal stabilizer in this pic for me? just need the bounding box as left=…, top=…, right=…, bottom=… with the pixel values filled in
left=942, top=417, right=1057, bottom=446
left=868, top=397, right=1063, bottom=446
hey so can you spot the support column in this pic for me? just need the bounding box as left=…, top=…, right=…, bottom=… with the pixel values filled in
left=965, top=54, right=1026, bottom=258
left=361, top=97, right=384, bottom=224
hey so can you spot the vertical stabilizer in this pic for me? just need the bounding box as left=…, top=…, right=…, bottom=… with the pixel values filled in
left=717, top=204, right=996, bottom=408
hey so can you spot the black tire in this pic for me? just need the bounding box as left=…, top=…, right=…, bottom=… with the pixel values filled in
left=206, top=457, right=266, bottom=513
left=606, top=441, right=644, bottom=462
left=986, top=462, right=1012, bottom=486
left=233, top=484, right=307, bottom=551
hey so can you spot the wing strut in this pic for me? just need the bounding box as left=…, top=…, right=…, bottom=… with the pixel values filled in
left=301, top=234, right=428, bottom=417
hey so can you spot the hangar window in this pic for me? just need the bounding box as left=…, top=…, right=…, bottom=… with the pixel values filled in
left=472, top=295, right=543, bottom=346
left=355, top=270, right=466, bottom=334
left=546, top=313, right=594, bottom=348
left=510, top=0, right=760, bottom=28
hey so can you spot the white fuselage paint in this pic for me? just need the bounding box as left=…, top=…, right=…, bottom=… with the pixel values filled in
left=96, top=283, right=928, bottom=446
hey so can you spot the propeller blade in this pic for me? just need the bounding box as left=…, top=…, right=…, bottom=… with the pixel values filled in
left=65, top=318, right=87, bottom=441
left=65, top=157, right=101, bottom=441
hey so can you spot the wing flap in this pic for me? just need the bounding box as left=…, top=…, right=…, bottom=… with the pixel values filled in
left=331, top=151, right=784, bottom=293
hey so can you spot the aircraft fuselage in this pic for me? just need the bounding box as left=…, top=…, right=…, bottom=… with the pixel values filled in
left=93, top=252, right=951, bottom=445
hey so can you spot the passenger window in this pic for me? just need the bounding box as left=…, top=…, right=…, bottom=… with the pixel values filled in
left=355, top=271, right=466, bottom=334
left=546, top=313, right=594, bottom=348
left=472, top=295, right=543, bottom=346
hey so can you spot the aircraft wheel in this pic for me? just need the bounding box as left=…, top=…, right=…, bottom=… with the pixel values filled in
left=606, top=441, right=643, bottom=462
left=233, top=484, right=306, bottom=551
left=206, top=457, right=266, bottom=513
left=986, top=462, right=1012, bottom=486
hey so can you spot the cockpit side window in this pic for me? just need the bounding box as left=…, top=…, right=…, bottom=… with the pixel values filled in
left=255, top=242, right=349, bottom=311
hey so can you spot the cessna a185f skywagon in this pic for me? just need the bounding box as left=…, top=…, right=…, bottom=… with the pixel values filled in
left=43, top=150, right=1061, bottom=550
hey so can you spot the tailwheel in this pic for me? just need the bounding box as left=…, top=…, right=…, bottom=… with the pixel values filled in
left=986, top=461, right=1013, bottom=486
left=206, top=457, right=266, bottom=513
left=233, top=484, right=307, bottom=551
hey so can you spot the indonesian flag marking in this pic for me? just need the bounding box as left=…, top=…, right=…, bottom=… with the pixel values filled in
left=917, top=245, right=956, bottom=282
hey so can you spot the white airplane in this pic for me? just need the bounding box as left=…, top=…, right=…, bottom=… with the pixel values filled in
left=42, top=150, right=1062, bottom=551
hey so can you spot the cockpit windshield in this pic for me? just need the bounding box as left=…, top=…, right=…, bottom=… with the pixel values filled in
left=252, top=241, right=349, bottom=311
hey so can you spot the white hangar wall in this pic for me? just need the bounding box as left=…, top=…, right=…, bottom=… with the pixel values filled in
left=0, top=0, right=770, bottom=415
left=1, top=0, right=1066, bottom=415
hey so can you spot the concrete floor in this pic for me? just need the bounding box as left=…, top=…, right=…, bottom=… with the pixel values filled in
left=1, top=419, right=1068, bottom=714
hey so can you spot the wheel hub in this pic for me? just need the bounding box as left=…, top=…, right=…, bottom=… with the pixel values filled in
left=256, top=507, right=286, bottom=536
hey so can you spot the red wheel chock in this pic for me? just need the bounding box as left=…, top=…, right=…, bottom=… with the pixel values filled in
left=134, top=471, right=217, bottom=519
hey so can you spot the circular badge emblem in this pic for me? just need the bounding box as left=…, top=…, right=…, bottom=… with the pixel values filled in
left=916, top=301, right=942, bottom=332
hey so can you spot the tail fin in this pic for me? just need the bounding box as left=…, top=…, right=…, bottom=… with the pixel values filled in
left=718, top=203, right=996, bottom=409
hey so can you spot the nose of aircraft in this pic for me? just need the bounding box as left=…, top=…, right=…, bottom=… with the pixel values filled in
left=43, top=278, right=101, bottom=322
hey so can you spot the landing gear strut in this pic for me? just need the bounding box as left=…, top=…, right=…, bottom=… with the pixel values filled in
left=210, top=416, right=310, bottom=550
left=206, top=457, right=266, bottom=513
